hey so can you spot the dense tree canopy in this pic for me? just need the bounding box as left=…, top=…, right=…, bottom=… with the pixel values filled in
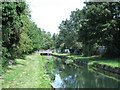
left=55, top=2, right=120, bottom=57
left=1, top=2, right=53, bottom=66
left=1, top=1, right=120, bottom=68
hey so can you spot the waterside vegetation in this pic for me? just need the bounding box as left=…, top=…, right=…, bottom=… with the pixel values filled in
left=53, top=53, right=120, bottom=68
left=1, top=1, right=120, bottom=88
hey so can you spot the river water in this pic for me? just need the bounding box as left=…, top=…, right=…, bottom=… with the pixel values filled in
left=45, top=56, right=120, bottom=88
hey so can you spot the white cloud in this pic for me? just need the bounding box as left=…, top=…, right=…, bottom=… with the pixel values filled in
left=26, top=0, right=86, bottom=35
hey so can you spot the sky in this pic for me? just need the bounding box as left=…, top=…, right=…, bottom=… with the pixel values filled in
left=26, top=0, right=86, bottom=35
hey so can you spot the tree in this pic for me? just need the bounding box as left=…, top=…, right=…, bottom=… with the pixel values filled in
left=1, top=2, right=55, bottom=68
left=79, top=2, right=120, bottom=57
left=56, top=2, right=120, bottom=57
left=2, top=2, right=26, bottom=58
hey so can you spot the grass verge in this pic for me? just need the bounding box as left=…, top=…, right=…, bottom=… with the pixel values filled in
left=53, top=53, right=120, bottom=67
left=2, top=53, right=51, bottom=88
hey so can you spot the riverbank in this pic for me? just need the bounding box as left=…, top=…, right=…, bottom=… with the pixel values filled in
left=47, top=54, right=120, bottom=88
left=1, top=53, right=51, bottom=88
left=52, top=53, right=120, bottom=74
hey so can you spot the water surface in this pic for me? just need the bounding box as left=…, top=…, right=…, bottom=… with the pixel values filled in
left=46, top=57, right=120, bottom=88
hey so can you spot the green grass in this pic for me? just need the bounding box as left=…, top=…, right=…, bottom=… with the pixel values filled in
left=53, top=53, right=69, bottom=56
left=53, top=53, right=120, bottom=67
left=66, top=59, right=73, bottom=63
left=2, top=53, right=51, bottom=88
left=97, top=59, right=119, bottom=67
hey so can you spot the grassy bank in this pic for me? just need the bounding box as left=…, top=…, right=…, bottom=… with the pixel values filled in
left=2, top=53, right=51, bottom=88
left=53, top=53, right=120, bottom=67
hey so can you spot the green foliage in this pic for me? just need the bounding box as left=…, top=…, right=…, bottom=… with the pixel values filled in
left=40, top=31, right=53, bottom=50
left=80, top=2, right=120, bottom=57
left=1, top=2, right=54, bottom=67
left=56, top=2, right=120, bottom=57
left=16, top=32, right=33, bottom=55
left=2, top=2, right=27, bottom=59
left=57, top=19, right=78, bottom=49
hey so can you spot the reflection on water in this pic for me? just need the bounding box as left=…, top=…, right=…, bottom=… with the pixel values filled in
left=52, top=74, right=63, bottom=88
left=47, top=57, right=120, bottom=88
